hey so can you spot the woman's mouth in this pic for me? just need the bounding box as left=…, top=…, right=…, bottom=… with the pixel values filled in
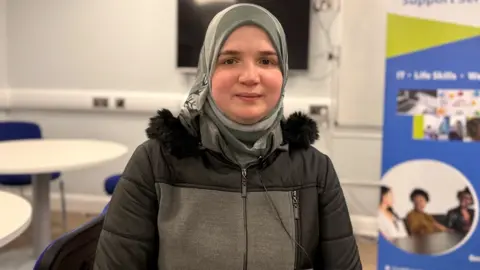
left=236, top=93, right=262, bottom=101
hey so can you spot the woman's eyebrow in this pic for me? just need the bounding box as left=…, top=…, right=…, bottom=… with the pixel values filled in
left=219, top=50, right=278, bottom=56
left=258, top=50, right=277, bottom=56
left=219, top=50, right=241, bottom=56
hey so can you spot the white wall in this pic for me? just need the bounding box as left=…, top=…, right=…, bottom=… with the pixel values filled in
left=331, top=130, right=381, bottom=214
left=1, top=0, right=380, bottom=235
left=0, top=0, right=6, bottom=89
left=0, top=0, right=7, bottom=119
left=335, top=0, right=387, bottom=128
left=328, top=0, right=384, bottom=227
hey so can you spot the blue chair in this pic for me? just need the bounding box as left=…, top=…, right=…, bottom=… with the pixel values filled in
left=104, top=174, right=121, bottom=195
left=0, top=121, right=67, bottom=231
left=33, top=205, right=109, bottom=270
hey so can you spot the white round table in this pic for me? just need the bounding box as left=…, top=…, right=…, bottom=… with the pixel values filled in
left=0, top=139, right=128, bottom=257
left=0, top=190, right=32, bottom=248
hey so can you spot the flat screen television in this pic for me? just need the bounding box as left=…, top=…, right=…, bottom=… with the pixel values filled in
left=177, top=0, right=311, bottom=70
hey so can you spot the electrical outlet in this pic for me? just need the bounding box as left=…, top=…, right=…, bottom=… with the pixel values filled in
left=313, top=0, right=337, bottom=12
left=92, top=97, right=109, bottom=108
left=328, top=45, right=341, bottom=62
left=309, top=105, right=328, bottom=116
left=309, top=105, right=329, bottom=128
left=115, top=98, right=125, bottom=109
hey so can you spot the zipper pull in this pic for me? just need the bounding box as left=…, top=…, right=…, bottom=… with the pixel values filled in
left=292, top=191, right=300, bottom=219
left=241, top=168, right=247, bottom=198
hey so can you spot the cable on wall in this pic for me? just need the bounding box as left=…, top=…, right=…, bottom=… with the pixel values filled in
left=311, top=1, right=382, bottom=223
left=308, top=0, right=340, bottom=83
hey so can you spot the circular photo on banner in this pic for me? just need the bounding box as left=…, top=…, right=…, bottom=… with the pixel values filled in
left=378, top=159, right=478, bottom=255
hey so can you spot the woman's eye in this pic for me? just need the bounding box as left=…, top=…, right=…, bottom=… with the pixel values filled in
left=259, top=58, right=277, bottom=65
left=223, top=59, right=237, bottom=65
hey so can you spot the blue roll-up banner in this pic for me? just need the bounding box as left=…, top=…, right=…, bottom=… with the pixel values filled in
left=378, top=1, right=480, bottom=270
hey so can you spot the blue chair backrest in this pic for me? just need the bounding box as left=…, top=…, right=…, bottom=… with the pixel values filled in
left=102, top=203, right=110, bottom=214
left=0, top=121, right=42, bottom=141
left=34, top=205, right=108, bottom=270
left=104, top=174, right=121, bottom=195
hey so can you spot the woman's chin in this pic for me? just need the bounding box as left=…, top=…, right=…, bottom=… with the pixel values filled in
left=230, top=110, right=267, bottom=124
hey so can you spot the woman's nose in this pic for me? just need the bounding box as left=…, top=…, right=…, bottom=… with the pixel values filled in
left=238, top=62, right=260, bottom=86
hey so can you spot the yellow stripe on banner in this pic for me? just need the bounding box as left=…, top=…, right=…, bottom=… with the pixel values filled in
left=387, top=14, right=480, bottom=58
left=412, top=115, right=424, bottom=140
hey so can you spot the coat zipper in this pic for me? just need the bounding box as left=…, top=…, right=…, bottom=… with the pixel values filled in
left=292, top=190, right=301, bottom=268
left=205, top=149, right=280, bottom=269
left=241, top=168, right=248, bottom=270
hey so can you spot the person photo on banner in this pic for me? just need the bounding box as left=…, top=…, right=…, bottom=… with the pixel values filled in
left=424, top=125, right=439, bottom=140
left=446, top=187, right=475, bottom=235
left=448, top=119, right=464, bottom=141
left=466, top=117, right=480, bottom=141
left=406, top=188, right=450, bottom=235
left=378, top=186, right=408, bottom=240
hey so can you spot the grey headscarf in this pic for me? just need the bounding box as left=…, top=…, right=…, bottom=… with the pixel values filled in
left=178, top=3, right=289, bottom=167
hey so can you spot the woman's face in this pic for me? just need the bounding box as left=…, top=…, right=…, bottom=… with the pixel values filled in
left=413, top=195, right=427, bottom=211
left=460, top=193, right=473, bottom=208
left=475, top=124, right=480, bottom=140
left=211, top=25, right=283, bottom=124
left=382, top=191, right=393, bottom=206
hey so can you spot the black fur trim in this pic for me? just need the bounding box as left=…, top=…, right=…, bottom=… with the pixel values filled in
left=146, top=109, right=200, bottom=158
left=282, top=112, right=319, bottom=150
left=146, top=110, right=319, bottom=158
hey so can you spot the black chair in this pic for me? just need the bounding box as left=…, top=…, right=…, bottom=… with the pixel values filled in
left=432, top=214, right=448, bottom=227
left=33, top=205, right=108, bottom=270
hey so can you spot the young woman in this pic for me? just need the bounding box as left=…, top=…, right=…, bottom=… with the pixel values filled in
left=406, top=188, right=449, bottom=235
left=93, top=4, right=361, bottom=270
left=378, top=186, right=408, bottom=240
left=446, top=187, right=475, bottom=235
left=466, top=117, right=480, bottom=141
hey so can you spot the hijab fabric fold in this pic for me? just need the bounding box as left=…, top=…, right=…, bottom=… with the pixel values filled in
left=178, top=3, right=289, bottom=167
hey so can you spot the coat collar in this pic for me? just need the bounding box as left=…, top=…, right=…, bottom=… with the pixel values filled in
left=146, top=109, right=319, bottom=159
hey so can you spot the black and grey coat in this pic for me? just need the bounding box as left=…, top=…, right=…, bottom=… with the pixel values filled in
left=93, top=109, right=362, bottom=270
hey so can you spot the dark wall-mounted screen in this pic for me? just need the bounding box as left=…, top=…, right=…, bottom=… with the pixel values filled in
left=177, top=0, right=311, bottom=70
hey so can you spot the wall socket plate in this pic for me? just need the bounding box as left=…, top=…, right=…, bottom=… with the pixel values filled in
left=309, top=104, right=329, bottom=116
left=92, top=97, right=108, bottom=108
left=115, top=98, right=125, bottom=109
left=313, top=0, right=341, bottom=12
left=309, top=104, right=329, bottom=128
